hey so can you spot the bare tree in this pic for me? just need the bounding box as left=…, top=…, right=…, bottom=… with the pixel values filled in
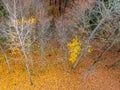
left=35, top=1, right=51, bottom=71
left=0, top=36, right=11, bottom=73
left=67, top=0, right=120, bottom=69
left=2, top=0, right=36, bottom=85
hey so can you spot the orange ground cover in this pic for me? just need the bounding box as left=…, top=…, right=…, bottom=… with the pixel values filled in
left=0, top=49, right=120, bottom=90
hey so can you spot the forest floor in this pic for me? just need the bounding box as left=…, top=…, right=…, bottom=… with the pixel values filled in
left=0, top=47, right=120, bottom=90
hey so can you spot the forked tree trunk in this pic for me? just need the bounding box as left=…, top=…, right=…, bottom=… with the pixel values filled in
left=22, top=46, right=33, bottom=85
left=72, top=15, right=107, bottom=69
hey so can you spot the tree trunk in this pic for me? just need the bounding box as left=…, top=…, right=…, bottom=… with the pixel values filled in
left=0, top=45, right=11, bottom=73
left=22, top=47, right=33, bottom=85
left=72, top=16, right=107, bottom=69
left=39, top=29, right=45, bottom=72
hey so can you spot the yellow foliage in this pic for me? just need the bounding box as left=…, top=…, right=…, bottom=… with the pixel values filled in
left=87, top=46, right=93, bottom=53
left=9, top=16, right=36, bottom=27
left=67, top=36, right=81, bottom=63
left=10, top=47, right=20, bottom=56
left=67, top=36, right=93, bottom=64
